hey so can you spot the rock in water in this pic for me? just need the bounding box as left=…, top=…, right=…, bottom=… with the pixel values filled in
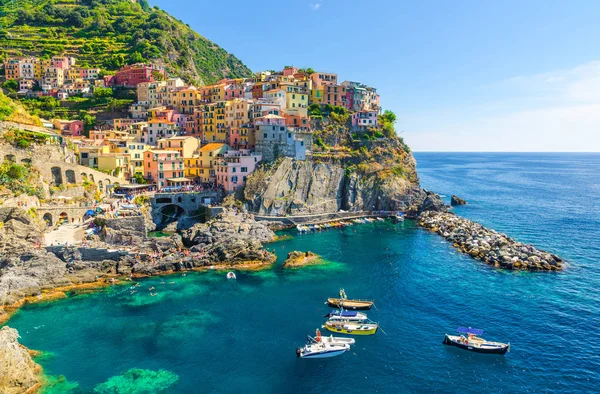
left=451, top=195, right=468, bottom=206
left=0, top=326, right=41, bottom=394
left=282, top=251, right=323, bottom=268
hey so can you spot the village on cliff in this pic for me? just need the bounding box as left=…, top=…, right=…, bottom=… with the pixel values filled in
left=4, top=57, right=383, bottom=192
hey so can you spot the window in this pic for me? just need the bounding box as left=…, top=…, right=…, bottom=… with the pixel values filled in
left=241, top=167, right=247, bottom=172
left=232, top=167, right=236, bottom=173
left=263, top=133, right=267, bottom=138
left=288, top=133, right=292, bottom=138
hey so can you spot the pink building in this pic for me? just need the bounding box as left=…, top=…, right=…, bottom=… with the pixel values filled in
left=283, top=66, right=299, bottom=76
left=52, top=119, right=83, bottom=136
left=351, top=110, right=379, bottom=130
left=215, top=149, right=262, bottom=192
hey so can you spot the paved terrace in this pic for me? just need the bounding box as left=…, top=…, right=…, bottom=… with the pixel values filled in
left=252, top=210, right=400, bottom=226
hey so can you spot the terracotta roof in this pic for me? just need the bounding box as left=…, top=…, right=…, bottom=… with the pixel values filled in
left=199, top=143, right=226, bottom=151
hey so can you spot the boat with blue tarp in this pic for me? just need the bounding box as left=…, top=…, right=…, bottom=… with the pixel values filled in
left=443, top=327, right=510, bottom=355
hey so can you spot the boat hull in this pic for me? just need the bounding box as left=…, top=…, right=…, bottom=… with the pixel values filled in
left=443, top=334, right=509, bottom=355
left=327, top=298, right=373, bottom=310
left=299, top=348, right=348, bottom=358
left=324, top=324, right=378, bottom=336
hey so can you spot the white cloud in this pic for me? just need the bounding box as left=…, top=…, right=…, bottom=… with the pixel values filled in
left=310, top=1, right=322, bottom=10
left=404, top=61, right=600, bottom=151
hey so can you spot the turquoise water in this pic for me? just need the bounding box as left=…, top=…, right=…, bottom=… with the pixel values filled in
left=6, top=153, right=600, bottom=393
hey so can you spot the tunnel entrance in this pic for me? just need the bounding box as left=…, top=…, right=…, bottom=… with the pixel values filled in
left=157, top=204, right=185, bottom=229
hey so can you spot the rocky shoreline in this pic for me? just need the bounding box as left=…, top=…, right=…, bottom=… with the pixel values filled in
left=419, top=211, right=564, bottom=271
left=0, top=326, right=41, bottom=394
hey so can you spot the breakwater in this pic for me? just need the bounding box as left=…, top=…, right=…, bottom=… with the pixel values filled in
left=419, top=211, right=563, bottom=271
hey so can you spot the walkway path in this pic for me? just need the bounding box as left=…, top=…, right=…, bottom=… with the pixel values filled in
left=44, top=220, right=89, bottom=246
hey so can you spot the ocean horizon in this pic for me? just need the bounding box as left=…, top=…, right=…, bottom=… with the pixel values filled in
left=5, top=152, right=599, bottom=393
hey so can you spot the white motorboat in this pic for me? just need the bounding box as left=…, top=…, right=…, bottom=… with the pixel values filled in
left=324, top=309, right=369, bottom=322
left=296, top=334, right=350, bottom=359
left=227, top=272, right=236, bottom=280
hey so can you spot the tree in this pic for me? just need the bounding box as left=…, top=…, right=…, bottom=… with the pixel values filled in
left=93, top=87, right=113, bottom=99
left=2, top=80, right=18, bottom=93
left=129, top=51, right=145, bottom=64
left=381, top=110, right=397, bottom=124
left=133, top=173, right=148, bottom=185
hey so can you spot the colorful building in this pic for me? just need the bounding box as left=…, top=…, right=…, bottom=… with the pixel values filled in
left=143, top=149, right=185, bottom=189
left=351, top=110, right=379, bottom=130
left=158, top=136, right=200, bottom=159
left=191, top=143, right=230, bottom=183
left=109, top=63, right=166, bottom=88
left=215, top=149, right=262, bottom=192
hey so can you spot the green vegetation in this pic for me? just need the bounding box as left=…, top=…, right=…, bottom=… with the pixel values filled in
left=0, top=0, right=253, bottom=84
left=2, top=80, right=18, bottom=93
left=132, top=172, right=148, bottom=185
left=133, top=194, right=149, bottom=205
left=379, top=110, right=397, bottom=139
left=1, top=127, right=49, bottom=148
left=0, top=160, right=44, bottom=198
left=0, top=90, right=42, bottom=125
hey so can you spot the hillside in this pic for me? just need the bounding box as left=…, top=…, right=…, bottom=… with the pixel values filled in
left=0, top=90, right=42, bottom=126
left=0, top=0, right=253, bottom=85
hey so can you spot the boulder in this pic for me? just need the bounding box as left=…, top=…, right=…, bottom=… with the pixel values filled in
left=450, top=195, right=468, bottom=206
left=0, top=326, right=41, bottom=394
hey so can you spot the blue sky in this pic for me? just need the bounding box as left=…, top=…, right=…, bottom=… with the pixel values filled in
left=151, top=0, right=600, bottom=152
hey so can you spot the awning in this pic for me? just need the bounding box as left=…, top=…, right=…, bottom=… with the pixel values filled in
left=167, top=177, right=193, bottom=183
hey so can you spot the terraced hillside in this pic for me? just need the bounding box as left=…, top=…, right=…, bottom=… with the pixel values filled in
left=0, top=0, right=253, bottom=84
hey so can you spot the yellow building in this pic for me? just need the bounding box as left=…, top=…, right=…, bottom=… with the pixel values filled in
left=126, top=142, right=150, bottom=177
left=169, top=86, right=199, bottom=114
left=285, top=86, right=308, bottom=117
left=200, top=83, right=226, bottom=103
left=190, top=143, right=230, bottom=182
left=310, top=88, right=324, bottom=105
left=98, top=153, right=129, bottom=180
left=200, top=102, right=227, bottom=143
left=225, top=99, right=251, bottom=129
left=158, top=136, right=200, bottom=159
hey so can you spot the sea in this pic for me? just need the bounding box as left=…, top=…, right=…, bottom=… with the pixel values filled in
left=5, top=153, right=600, bottom=393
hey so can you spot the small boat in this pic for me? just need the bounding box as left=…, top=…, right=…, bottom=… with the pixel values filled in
left=227, top=272, right=236, bottom=280
left=296, top=330, right=350, bottom=359
left=443, top=327, right=510, bottom=355
left=325, top=309, right=369, bottom=322
left=376, top=217, right=385, bottom=222
left=321, top=334, right=356, bottom=347
left=393, top=213, right=405, bottom=222
left=327, top=289, right=374, bottom=310
left=324, top=320, right=379, bottom=335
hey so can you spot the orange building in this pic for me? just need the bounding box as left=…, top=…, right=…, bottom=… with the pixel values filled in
left=143, top=149, right=185, bottom=189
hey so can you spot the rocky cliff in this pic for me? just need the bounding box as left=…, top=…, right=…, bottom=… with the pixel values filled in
left=0, top=326, right=41, bottom=394
left=244, top=139, right=439, bottom=216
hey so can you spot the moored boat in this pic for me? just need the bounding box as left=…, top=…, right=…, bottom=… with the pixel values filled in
left=443, top=327, right=510, bottom=355
left=327, top=288, right=374, bottom=310
left=325, top=309, right=369, bottom=322
left=324, top=320, right=379, bottom=335
left=296, top=330, right=350, bottom=358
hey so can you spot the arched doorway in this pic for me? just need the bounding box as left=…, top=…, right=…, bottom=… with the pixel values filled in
left=21, top=158, right=32, bottom=165
left=65, top=169, right=76, bottom=184
left=51, top=167, right=63, bottom=186
left=98, top=180, right=104, bottom=191
left=58, top=212, right=69, bottom=226
left=42, top=213, right=53, bottom=227
left=89, top=174, right=95, bottom=182
left=4, top=154, right=15, bottom=162
left=158, top=204, right=185, bottom=229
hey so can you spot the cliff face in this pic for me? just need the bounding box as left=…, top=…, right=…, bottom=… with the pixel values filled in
left=0, top=326, right=41, bottom=394
left=244, top=140, right=431, bottom=216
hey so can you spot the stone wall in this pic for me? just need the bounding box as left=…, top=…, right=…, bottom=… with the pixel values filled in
left=0, top=126, right=125, bottom=195
left=105, top=216, right=147, bottom=237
